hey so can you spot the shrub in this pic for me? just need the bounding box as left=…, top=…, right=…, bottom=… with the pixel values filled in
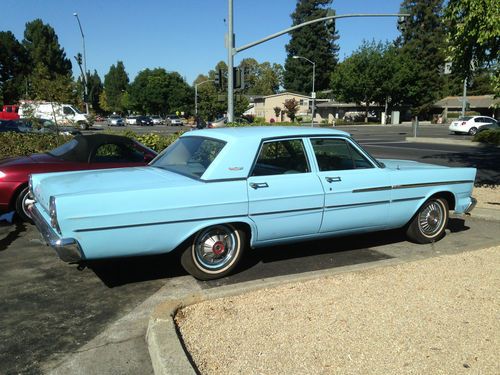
left=473, top=129, right=500, bottom=145
left=0, top=132, right=72, bottom=160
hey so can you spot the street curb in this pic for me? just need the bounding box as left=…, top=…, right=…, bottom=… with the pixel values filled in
left=469, top=207, right=500, bottom=222
left=405, top=136, right=499, bottom=147
left=146, top=257, right=404, bottom=375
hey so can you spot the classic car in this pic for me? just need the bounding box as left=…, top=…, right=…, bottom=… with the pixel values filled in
left=0, top=134, right=157, bottom=221
left=28, top=127, right=477, bottom=280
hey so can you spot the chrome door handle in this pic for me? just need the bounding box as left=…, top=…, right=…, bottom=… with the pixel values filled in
left=250, top=182, right=269, bottom=189
left=326, top=176, right=341, bottom=183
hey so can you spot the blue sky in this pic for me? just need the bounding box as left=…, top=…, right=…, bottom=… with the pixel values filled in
left=3, top=0, right=404, bottom=84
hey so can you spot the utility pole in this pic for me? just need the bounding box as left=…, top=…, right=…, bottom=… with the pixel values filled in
left=73, top=13, right=89, bottom=115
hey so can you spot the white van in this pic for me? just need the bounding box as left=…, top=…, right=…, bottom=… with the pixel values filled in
left=19, top=101, right=90, bottom=129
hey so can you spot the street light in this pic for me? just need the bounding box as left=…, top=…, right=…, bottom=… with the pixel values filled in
left=73, top=12, right=89, bottom=115
left=293, top=55, right=316, bottom=126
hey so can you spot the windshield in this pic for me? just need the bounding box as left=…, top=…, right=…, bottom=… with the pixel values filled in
left=47, top=139, right=79, bottom=157
left=72, top=106, right=83, bottom=114
left=151, top=136, right=226, bottom=178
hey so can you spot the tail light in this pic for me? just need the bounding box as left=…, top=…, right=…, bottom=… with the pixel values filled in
left=49, top=196, right=61, bottom=234
left=0, top=171, right=5, bottom=179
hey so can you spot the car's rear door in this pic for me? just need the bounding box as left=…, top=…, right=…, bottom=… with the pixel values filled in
left=247, top=138, right=324, bottom=242
left=308, top=137, right=390, bottom=234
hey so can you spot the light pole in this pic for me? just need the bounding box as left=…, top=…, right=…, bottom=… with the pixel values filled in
left=293, top=55, right=315, bottom=126
left=73, top=12, right=89, bottom=115
left=195, top=79, right=215, bottom=116
left=226, top=3, right=409, bottom=122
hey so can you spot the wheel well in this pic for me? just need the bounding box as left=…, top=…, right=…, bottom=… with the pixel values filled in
left=9, top=183, right=27, bottom=211
left=229, top=221, right=253, bottom=243
left=430, top=191, right=456, bottom=210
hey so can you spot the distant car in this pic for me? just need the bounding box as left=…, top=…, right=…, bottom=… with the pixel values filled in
left=165, top=115, right=183, bottom=126
left=449, top=116, right=498, bottom=135
left=0, top=134, right=157, bottom=222
left=136, top=115, right=154, bottom=126
left=0, top=119, right=27, bottom=133
left=125, top=116, right=138, bottom=125
left=1, top=119, right=81, bottom=135
left=28, top=127, right=477, bottom=280
left=150, top=115, right=163, bottom=125
left=107, top=115, right=124, bottom=127
left=207, top=116, right=249, bottom=128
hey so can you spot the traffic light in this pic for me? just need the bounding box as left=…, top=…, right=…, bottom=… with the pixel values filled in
left=233, top=67, right=241, bottom=89
left=214, top=70, right=220, bottom=87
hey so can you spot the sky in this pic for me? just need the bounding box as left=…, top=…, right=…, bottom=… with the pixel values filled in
left=2, top=0, right=404, bottom=84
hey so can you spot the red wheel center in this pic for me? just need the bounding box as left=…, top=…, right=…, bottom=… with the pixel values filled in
left=212, top=241, right=225, bottom=256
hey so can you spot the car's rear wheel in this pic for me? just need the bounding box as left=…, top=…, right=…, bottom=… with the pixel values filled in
left=468, top=127, right=478, bottom=135
left=15, top=186, right=33, bottom=222
left=180, top=224, right=246, bottom=280
left=406, top=197, right=449, bottom=244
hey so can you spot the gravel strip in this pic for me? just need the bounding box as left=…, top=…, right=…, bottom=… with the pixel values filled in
left=176, top=247, right=500, bottom=375
left=473, top=186, right=499, bottom=209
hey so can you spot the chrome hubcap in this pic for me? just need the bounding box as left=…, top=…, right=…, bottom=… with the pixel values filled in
left=194, top=226, right=237, bottom=270
left=418, top=201, right=444, bottom=236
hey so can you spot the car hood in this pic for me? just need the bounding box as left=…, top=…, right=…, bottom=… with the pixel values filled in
left=32, top=166, right=199, bottom=210
left=378, top=159, right=448, bottom=170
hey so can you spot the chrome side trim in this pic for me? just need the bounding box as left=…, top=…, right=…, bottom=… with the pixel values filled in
left=250, top=207, right=323, bottom=216
left=464, top=197, right=477, bottom=214
left=391, top=196, right=425, bottom=203
left=325, top=200, right=390, bottom=209
left=28, top=204, right=83, bottom=262
left=353, top=180, right=474, bottom=193
left=353, top=186, right=392, bottom=193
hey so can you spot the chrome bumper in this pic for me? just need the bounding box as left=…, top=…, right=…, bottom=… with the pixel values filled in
left=464, top=197, right=477, bottom=214
left=28, top=204, right=83, bottom=262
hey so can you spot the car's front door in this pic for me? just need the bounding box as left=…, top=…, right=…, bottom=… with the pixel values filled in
left=247, top=138, right=324, bottom=242
left=309, top=137, right=391, bottom=234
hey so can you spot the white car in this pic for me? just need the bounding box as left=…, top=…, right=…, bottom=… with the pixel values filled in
left=166, top=115, right=183, bottom=126
left=125, top=116, right=138, bottom=125
left=150, top=115, right=163, bottom=125
left=449, top=116, right=498, bottom=135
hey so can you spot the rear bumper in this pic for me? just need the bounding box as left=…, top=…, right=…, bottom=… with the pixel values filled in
left=464, top=197, right=477, bottom=214
left=28, top=204, right=83, bottom=262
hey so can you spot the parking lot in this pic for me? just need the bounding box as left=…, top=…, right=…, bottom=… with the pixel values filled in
left=1, top=123, right=499, bottom=374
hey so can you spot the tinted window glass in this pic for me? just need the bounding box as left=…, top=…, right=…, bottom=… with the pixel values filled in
left=151, top=137, right=225, bottom=178
left=311, top=138, right=373, bottom=171
left=251, top=139, right=309, bottom=176
left=48, top=139, right=79, bottom=157
left=93, top=143, right=144, bottom=163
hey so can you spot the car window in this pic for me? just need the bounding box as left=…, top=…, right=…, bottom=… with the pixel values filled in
left=63, top=106, right=74, bottom=115
left=251, top=139, right=309, bottom=176
left=151, top=137, right=226, bottom=178
left=474, top=117, right=485, bottom=123
left=93, top=143, right=145, bottom=163
left=311, top=138, right=373, bottom=171
left=48, top=139, right=79, bottom=157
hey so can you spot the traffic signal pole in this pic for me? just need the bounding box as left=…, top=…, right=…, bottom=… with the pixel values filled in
left=226, top=2, right=409, bottom=123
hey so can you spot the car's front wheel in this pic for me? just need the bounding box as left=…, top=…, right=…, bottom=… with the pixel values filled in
left=181, top=224, right=246, bottom=280
left=406, top=197, right=449, bottom=244
left=15, top=186, right=34, bottom=222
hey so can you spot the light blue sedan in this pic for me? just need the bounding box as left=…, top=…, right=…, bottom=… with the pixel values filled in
left=28, top=127, right=477, bottom=280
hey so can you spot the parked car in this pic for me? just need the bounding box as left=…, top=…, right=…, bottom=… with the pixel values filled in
left=207, top=116, right=249, bottom=128
left=28, top=127, right=477, bottom=280
left=125, top=115, right=138, bottom=125
left=165, top=115, right=183, bottom=126
left=0, top=134, right=157, bottom=221
left=0, top=119, right=81, bottom=135
left=19, top=101, right=90, bottom=129
left=150, top=115, right=164, bottom=125
left=107, top=115, right=125, bottom=127
left=136, top=115, right=154, bottom=126
left=0, top=119, right=28, bottom=133
left=448, top=116, right=498, bottom=135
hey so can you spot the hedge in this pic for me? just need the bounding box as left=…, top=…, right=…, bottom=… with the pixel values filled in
left=473, top=129, right=500, bottom=146
left=0, top=131, right=182, bottom=161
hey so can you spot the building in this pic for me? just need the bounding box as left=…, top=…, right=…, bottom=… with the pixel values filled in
left=252, top=92, right=326, bottom=122
left=433, top=95, right=499, bottom=120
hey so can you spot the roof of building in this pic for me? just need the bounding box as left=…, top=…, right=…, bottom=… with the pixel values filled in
left=433, top=95, right=499, bottom=108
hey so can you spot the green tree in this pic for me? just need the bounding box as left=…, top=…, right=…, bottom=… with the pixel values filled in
left=239, top=58, right=283, bottom=95
left=103, top=61, right=129, bottom=113
left=0, top=31, right=29, bottom=104
left=22, top=19, right=72, bottom=77
left=284, top=0, right=339, bottom=93
left=331, top=41, right=398, bottom=122
left=444, top=0, right=500, bottom=97
left=86, top=70, right=104, bottom=113
left=397, top=0, right=447, bottom=115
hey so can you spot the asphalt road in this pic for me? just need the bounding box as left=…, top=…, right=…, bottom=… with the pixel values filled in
left=1, top=123, right=498, bottom=374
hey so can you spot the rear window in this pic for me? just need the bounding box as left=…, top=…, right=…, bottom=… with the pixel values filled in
left=151, top=137, right=226, bottom=178
left=458, top=116, right=472, bottom=121
left=48, top=139, right=78, bottom=157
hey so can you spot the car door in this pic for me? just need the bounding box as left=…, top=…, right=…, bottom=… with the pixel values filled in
left=308, top=137, right=390, bottom=234
left=247, top=138, right=324, bottom=242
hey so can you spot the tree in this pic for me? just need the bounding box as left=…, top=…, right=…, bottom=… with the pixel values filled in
left=0, top=31, right=29, bottom=104
left=239, top=58, right=283, bottom=95
left=22, top=19, right=72, bottom=77
left=273, top=106, right=282, bottom=118
left=444, top=0, right=500, bottom=97
left=331, top=41, right=397, bottom=122
left=86, top=70, right=104, bottom=113
left=103, top=61, right=129, bottom=113
left=283, top=98, right=300, bottom=122
left=397, top=0, right=447, bottom=115
left=283, top=0, right=339, bottom=94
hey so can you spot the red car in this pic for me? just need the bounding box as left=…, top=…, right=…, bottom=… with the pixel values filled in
left=0, top=134, right=157, bottom=221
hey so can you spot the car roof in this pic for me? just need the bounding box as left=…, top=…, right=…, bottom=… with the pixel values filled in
left=55, top=134, right=137, bottom=162
left=183, top=126, right=350, bottom=142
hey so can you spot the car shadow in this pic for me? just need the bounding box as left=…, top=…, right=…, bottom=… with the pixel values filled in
left=0, top=221, right=27, bottom=252
left=447, top=217, right=470, bottom=233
